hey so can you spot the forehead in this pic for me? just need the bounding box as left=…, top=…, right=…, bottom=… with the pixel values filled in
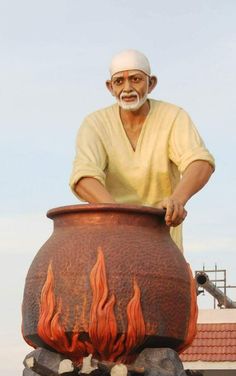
left=112, top=69, right=146, bottom=79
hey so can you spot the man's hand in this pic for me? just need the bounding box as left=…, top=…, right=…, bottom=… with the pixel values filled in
left=157, top=197, right=187, bottom=227
left=157, top=161, right=214, bottom=227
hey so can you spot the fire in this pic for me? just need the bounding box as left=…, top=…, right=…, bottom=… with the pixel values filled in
left=37, top=262, right=90, bottom=363
left=37, top=247, right=146, bottom=364
left=125, top=278, right=146, bottom=353
left=89, top=247, right=123, bottom=360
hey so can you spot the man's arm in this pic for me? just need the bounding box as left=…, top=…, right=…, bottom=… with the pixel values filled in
left=158, top=160, right=214, bottom=226
left=75, top=177, right=116, bottom=203
left=75, top=161, right=214, bottom=225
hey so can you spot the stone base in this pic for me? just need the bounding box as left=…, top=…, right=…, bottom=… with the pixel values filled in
left=23, top=348, right=78, bottom=376
left=23, top=348, right=190, bottom=376
left=133, top=348, right=187, bottom=376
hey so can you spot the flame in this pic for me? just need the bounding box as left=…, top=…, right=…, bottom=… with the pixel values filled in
left=89, top=247, right=145, bottom=362
left=37, top=247, right=146, bottom=364
left=125, top=278, right=146, bottom=352
left=89, top=247, right=123, bottom=360
left=178, top=264, right=198, bottom=353
left=37, top=262, right=90, bottom=363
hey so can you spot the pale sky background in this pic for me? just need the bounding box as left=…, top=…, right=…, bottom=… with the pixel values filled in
left=1, top=1, right=236, bottom=374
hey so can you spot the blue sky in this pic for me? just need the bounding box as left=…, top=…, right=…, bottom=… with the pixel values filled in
left=1, top=1, right=236, bottom=374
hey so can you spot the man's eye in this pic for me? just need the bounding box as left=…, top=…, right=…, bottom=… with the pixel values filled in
left=131, top=76, right=141, bottom=83
left=114, top=79, right=123, bottom=85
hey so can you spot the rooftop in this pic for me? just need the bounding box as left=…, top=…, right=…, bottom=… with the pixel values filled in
left=181, top=309, right=236, bottom=367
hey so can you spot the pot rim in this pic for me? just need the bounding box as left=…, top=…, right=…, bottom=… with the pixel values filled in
left=47, top=203, right=166, bottom=219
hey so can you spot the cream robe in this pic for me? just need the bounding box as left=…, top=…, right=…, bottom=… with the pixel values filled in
left=70, top=99, right=215, bottom=251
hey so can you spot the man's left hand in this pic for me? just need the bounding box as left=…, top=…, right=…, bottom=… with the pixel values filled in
left=157, top=197, right=187, bottom=227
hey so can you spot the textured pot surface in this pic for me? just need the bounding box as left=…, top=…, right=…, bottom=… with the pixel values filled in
left=22, top=204, right=197, bottom=363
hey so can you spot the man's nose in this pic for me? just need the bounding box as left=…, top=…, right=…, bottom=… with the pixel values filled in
left=123, top=78, right=132, bottom=91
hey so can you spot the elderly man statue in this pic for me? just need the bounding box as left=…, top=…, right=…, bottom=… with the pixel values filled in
left=69, top=49, right=215, bottom=251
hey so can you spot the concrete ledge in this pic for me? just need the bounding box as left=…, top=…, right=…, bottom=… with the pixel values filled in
left=183, top=361, right=236, bottom=370
left=198, top=309, right=236, bottom=323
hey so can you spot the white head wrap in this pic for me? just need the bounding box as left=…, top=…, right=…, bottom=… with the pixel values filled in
left=109, top=49, right=151, bottom=77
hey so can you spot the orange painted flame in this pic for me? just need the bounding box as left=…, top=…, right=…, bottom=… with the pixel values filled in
left=37, top=247, right=146, bottom=364
left=89, top=247, right=122, bottom=360
left=125, top=278, right=146, bottom=353
left=37, top=262, right=91, bottom=364
left=89, top=247, right=145, bottom=362
left=178, top=263, right=198, bottom=353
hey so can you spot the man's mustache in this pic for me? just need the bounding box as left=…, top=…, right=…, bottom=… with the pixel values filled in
left=120, top=91, right=138, bottom=99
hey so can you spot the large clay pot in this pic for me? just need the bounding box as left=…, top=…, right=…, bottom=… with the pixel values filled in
left=22, top=204, right=197, bottom=364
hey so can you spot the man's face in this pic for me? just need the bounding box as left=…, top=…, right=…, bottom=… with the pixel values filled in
left=108, top=70, right=151, bottom=111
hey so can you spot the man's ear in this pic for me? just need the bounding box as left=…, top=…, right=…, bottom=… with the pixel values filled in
left=106, top=80, right=115, bottom=96
left=148, top=75, right=158, bottom=94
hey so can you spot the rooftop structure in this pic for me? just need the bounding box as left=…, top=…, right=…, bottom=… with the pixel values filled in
left=181, top=309, right=236, bottom=376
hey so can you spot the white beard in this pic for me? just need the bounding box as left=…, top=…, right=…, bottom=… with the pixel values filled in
left=117, top=87, right=149, bottom=111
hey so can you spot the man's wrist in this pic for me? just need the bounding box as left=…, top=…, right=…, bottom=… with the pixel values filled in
left=169, top=194, right=187, bottom=207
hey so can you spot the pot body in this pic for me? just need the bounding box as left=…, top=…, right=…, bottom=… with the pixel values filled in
left=22, top=204, right=197, bottom=363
